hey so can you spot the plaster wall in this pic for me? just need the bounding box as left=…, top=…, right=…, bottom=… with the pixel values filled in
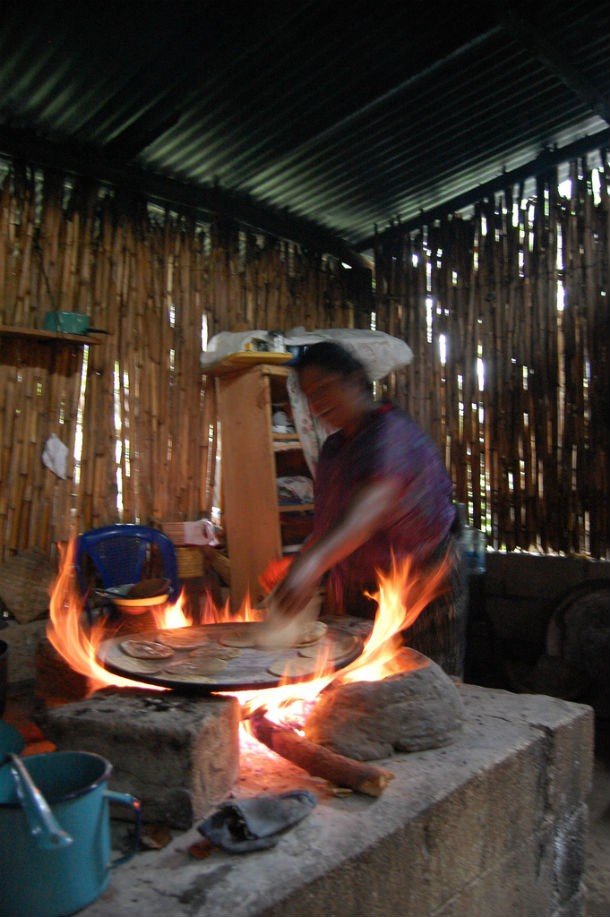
left=465, top=553, right=610, bottom=697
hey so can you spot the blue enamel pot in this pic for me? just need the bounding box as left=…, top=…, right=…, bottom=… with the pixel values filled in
left=0, top=751, right=140, bottom=917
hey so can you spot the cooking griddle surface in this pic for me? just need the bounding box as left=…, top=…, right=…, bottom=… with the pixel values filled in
left=97, top=618, right=367, bottom=692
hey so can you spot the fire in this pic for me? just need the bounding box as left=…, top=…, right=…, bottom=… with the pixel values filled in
left=196, top=589, right=263, bottom=625
left=47, top=537, right=450, bottom=750
left=47, top=539, right=193, bottom=694
left=47, top=538, right=266, bottom=696
left=150, top=595, right=191, bottom=630
left=239, top=552, right=449, bottom=731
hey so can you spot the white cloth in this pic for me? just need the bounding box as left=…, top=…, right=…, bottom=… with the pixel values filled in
left=182, top=519, right=221, bottom=546
left=200, top=330, right=271, bottom=367
left=276, top=476, right=314, bottom=504
left=42, top=434, right=68, bottom=479
left=201, top=327, right=413, bottom=380
left=284, top=328, right=413, bottom=380
left=286, top=371, right=328, bottom=477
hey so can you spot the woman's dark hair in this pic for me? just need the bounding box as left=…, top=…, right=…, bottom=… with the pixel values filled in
left=291, top=341, right=373, bottom=395
left=292, top=341, right=370, bottom=382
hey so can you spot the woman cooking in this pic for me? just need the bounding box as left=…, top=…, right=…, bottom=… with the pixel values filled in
left=270, top=341, right=465, bottom=678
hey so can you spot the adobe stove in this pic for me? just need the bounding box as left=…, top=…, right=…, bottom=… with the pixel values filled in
left=37, top=545, right=595, bottom=916
left=41, top=545, right=463, bottom=826
left=43, top=681, right=593, bottom=917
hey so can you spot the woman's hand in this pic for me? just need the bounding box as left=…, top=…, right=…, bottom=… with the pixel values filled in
left=270, top=549, right=323, bottom=617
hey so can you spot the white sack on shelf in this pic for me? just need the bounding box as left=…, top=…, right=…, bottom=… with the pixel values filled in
left=200, top=330, right=270, bottom=367
left=276, top=476, right=314, bottom=504
left=284, top=328, right=413, bottom=381
left=201, top=327, right=413, bottom=381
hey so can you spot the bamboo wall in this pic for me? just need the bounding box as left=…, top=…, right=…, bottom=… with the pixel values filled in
left=374, top=157, right=610, bottom=559
left=0, top=162, right=367, bottom=563
left=3, top=154, right=607, bottom=565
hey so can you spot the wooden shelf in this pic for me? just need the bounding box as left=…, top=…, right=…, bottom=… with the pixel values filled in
left=279, top=503, right=314, bottom=513
left=0, top=325, right=101, bottom=345
left=214, top=362, right=314, bottom=610
left=273, top=440, right=303, bottom=452
left=202, top=353, right=292, bottom=376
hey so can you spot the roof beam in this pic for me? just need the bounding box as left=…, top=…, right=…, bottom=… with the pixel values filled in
left=494, top=2, right=610, bottom=124
left=361, top=126, right=610, bottom=248
left=104, top=109, right=183, bottom=160
left=0, top=125, right=369, bottom=270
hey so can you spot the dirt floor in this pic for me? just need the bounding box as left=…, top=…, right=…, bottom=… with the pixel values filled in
left=2, top=687, right=610, bottom=915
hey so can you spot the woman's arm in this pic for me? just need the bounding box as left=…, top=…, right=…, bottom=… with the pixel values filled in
left=272, top=476, right=403, bottom=616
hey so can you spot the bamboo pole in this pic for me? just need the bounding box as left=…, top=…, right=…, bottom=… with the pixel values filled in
left=1, top=157, right=607, bottom=563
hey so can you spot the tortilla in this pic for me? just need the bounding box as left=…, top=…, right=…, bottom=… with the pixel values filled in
left=261, top=591, right=322, bottom=648
left=260, top=619, right=328, bottom=648
left=298, top=633, right=360, bottom=660
left=120, top=639, right=175, bottom=660
left=188, top=645, right=241, bottom=660
left=163, top=656, right=228, bottom=676
left=266, top=656, right=320, bottom=679
left=218, top=624, right=264, bottom=648
left=291, top=620, right=328, bottom=647
left=220, top=620, right=328, bottom=649
left=155, top=627, right=212, bottom=650
left=112, top=656, right=168, bottom=676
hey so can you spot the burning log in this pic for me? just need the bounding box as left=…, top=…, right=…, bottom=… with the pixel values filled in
left=249, top=711, right=394, bottom=797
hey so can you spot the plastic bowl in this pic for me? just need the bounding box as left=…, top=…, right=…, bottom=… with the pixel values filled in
left=112, top=594, right=170, bottom=616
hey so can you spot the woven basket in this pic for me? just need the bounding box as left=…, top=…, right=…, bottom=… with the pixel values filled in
left=162, top=522, right=189, bottom=545
left=176, top=546, right=204, bottom=579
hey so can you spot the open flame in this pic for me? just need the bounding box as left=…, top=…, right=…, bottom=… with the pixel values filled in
left=46, top=539, right=270, bottom=696
left=47, top=539, right=194, bottom=694
left=47, top=539, right=450, bottom=741
left=238, top=552, right=450, bottom=731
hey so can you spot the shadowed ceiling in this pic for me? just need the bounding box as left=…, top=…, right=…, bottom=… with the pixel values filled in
left=1, top=0, right=608, bottom=261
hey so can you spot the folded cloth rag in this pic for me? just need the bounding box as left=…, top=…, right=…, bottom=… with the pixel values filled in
left=197, top=790, right=317, bottom=853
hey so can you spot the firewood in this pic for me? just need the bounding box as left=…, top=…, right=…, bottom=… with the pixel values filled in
left=249, top=711, right=394, bottom=797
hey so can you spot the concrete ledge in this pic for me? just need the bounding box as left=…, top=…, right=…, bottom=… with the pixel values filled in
left=81, top=685, right=594, bottom=917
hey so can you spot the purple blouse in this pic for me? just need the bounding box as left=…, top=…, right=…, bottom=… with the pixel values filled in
left=310, top=403, right=455, bottom=592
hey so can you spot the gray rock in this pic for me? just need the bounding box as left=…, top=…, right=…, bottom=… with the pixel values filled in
left=304, top=648, right=463, bottom=760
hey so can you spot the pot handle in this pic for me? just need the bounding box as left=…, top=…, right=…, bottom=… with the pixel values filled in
left=105, top=790, right=142, bottom=867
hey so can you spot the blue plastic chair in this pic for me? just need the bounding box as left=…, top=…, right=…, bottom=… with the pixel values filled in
left=75, top=525, right=180, bottom=615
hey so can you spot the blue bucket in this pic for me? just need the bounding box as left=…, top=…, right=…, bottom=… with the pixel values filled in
left=0, top=751, right=140, bottom=917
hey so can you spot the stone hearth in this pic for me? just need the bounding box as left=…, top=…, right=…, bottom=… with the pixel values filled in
left=42, top=689, right=240, bottom=828
left=78, top=685, right=593, bottom=917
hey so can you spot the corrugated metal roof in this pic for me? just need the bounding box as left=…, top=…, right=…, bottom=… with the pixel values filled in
left=0, top=0, right=608, bottom=254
